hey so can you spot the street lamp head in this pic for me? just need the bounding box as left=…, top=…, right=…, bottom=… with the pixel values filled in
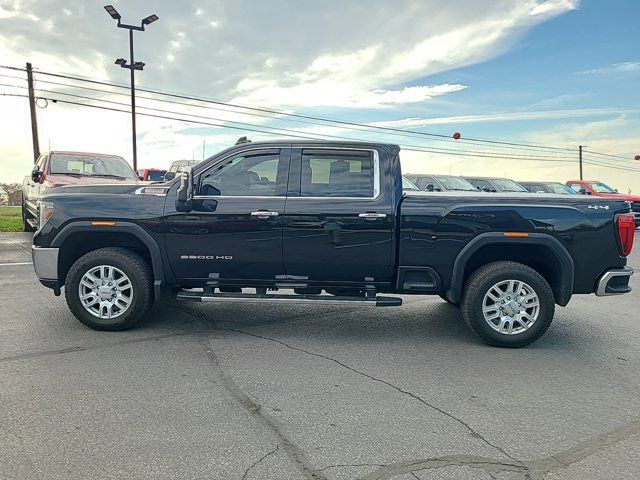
left=142, top=14, right=159, bottom=25
left=104, top=5, right=121, bottom=20
left=115, top=58, right=127, bottom=66
left=133, top=61, right=146, bottom=70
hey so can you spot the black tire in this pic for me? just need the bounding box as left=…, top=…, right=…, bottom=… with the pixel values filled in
left=438, top=294, right=458, bottom=305
left=460, top=261, right=555, bottom=348
left=22, top=199, right=36, bottom=232
left=64, top=247, right=154, bottom=331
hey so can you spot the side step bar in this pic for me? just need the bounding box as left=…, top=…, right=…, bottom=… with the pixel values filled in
left=27, top=219, right=38, bottom=228
left=177, top=290, right=402, bottom=307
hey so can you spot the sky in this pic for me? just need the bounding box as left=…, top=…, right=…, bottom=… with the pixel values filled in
left=1, top=0, right=639, bottom=190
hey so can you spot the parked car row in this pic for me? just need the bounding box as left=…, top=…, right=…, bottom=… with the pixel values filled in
left=404, top=173, right=640, bottom=227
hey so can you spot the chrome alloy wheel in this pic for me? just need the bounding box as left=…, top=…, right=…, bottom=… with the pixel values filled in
left=482, top=280, right=540, bottom=335
left=78, top=265, right=133, bottom=319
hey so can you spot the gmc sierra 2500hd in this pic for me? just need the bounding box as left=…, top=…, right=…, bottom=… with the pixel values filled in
left=32, top=141, right=635, bottom=347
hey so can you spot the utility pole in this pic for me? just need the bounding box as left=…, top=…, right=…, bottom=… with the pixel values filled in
left=104, top=5, right=158, bottom=172
left=26, top=62, right=40, bottom=162
left=579, top=145, right=583, bottom=180
left=128, top=28, right=138, bottom=173
left=202, top=140, right=205, bottom=161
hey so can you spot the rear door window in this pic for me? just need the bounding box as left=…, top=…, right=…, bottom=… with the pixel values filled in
left=300, top=150, right=376, bottom=197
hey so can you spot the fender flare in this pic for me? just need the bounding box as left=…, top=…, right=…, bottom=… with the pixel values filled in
left=51, top=221, right=165, bottom=300
left=446, top=232, right=574, bottom=306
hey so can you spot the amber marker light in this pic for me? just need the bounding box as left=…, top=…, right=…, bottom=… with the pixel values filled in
left=91, top=221, right=117, bottom=226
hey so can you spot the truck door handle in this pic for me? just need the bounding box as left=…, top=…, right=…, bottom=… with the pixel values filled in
left=251, top=210, right=279, bottom=219
left=358, top=212, right=387, bottom=220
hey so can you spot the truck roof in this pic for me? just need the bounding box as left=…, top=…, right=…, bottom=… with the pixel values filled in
left=219, top=140, right=399, bottom=148
left=46, top=151, right=125, bottom=158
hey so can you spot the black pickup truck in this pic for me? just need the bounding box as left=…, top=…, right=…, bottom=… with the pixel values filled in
left=31, top=141, right=635, bottom=347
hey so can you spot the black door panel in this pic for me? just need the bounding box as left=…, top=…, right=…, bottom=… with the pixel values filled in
left=282, top=148, right=395, bottom=285
left=164, top=148, right=290, bottom=282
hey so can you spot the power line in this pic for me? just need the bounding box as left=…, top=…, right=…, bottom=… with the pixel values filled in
left=20, top=86, right=579, bottom=163
left=582, top=160, right=640, bottom=173
left=582, top=159, right=640, bottom=172
left=0, top=64, right=581, bottom=154
left=30, top=78, right=582, bottom=160
left=583, top=149, right=637, bottom=162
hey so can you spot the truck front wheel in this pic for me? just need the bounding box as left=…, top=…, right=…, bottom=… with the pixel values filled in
left=64, top=247, right=154, bottom=331
left=460, top=261, right=554, bottom=348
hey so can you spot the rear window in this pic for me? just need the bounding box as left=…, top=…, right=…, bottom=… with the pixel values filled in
left=493, top=179, right=527, bottom=192
left=301, top=151, right=376, bottom=197
left=147, top=171, right=166, bottom=181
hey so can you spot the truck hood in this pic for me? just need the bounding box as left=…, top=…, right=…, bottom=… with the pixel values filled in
left=47, top=174, right=139, bottom=187
left=47, top=182, right=142, bottom=196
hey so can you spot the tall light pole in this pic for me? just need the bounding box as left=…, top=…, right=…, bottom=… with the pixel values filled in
left=104, top=5, right=158, bottom=172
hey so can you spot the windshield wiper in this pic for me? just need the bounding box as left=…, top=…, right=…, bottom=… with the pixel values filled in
left=90, top=174, right=134, bottom=180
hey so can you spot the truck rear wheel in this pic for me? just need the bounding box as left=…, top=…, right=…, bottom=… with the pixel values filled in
left=64, top=247, right=154, bottom=331
left=460, top=261, right=554, bottom=348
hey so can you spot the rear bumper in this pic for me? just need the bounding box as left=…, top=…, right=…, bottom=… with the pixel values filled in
left=595, top=267, right=634, bottom=296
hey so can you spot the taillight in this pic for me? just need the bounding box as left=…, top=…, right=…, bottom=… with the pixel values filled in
left=616, top=214, right=635, bottom=256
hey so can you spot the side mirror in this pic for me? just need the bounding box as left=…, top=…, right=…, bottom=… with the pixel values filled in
left=31, top=164, right=43, bottom=183
left=175, top=168, right=193, bottom=212
left=579, top=188, right=590, bottom=195
left=481, top=186, right=492, bottom=192
left=138, top=175, right=144, bottom=181
left=164, top=171, right=176, bottom=181
left=425, top=183, right=435, bottom=192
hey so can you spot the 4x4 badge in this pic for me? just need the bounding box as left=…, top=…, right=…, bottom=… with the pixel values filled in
left=587, top=205, right=609, bottom=210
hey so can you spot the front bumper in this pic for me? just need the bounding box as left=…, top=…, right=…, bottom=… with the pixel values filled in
left=595, top=267, right=634, bottom=296
left=32, top=245, right=59, bottom=281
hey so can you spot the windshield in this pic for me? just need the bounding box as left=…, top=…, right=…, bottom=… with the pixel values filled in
left=50, top=154, right=137, bottom=180
left=493, top=179, right=528, bottom=192
left=588, top=181, right=617, bottom=194
left=436, top=176, right=477, bottom=191
left=547, top=183, right=578, bottom=195
left=402, top=176, right=420, bottom=191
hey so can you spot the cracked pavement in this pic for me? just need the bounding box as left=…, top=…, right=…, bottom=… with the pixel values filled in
left=1, top=232, right=639, bottom=479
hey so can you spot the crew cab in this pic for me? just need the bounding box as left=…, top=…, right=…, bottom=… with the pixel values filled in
left=566, top=180, right=640, bottom=227
left=22, top=151, right=139, bottom=231
left=31, top=141, right=635, bottom=347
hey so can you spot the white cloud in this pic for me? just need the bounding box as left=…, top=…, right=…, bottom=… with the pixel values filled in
left=530, top=0, right=579, bottom=17
left=579, top=61, right=640, bottom=75
left=0, top=0, right=582, bottom=182
left=368, top=108, right=638, bottom=128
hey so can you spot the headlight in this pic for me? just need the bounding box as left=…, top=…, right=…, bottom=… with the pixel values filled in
left=38, top=201, right=54, bottom=227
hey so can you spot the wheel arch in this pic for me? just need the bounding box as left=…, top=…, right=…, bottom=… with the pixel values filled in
left=51, top=221, right=165, bottom=299
left=446, top=233, right=574, bottom=306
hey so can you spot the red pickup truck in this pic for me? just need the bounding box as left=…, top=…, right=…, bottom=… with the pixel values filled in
left=22, top=151, right=140, bottom=231
left=566, top=180, right=640, bottom=227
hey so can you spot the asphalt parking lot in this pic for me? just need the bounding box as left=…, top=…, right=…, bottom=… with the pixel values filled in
left=1, top=232, right=639, bottom=480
